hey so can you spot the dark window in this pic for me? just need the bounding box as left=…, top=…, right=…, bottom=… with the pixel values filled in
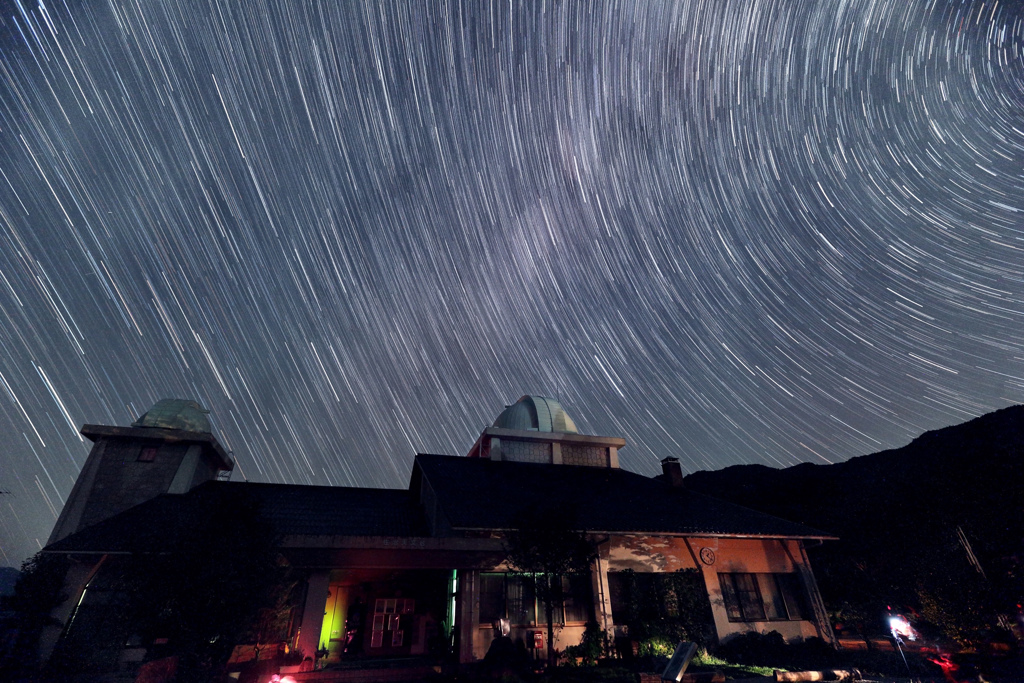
left=607, top=572, right=633, bottom=623
left=718, top=572, right=809, bottom=622
left=562, top=573, right=591, bottom=623
left=758, top=574, right=788, bottom=620
left=506, top=575, right=537, bottom=625
left=479, top=574, right=505, bottom=624
left=137, top=447, right=158, bottom=462
left=775, top=573, right=809, bottom=620
left=478, top=573, right=591, bottom=625
left=733, top=573, right=767, bottom=621
left=609, top=570, right=709, bottom=623
left=718, top=573, right=745, bottom=621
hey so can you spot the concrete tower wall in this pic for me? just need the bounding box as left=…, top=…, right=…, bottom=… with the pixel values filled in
left=48, top=422, right=232, bottom=546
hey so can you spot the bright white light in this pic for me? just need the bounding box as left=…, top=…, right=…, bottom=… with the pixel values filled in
left=889, top=614, right=917, bottom=641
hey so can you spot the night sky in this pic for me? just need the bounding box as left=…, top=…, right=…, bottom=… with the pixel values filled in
left=0, top=0, right=1022, bottom=566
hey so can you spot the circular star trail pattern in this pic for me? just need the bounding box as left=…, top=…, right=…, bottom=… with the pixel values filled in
left=0, top=0, right=1022, bottom=565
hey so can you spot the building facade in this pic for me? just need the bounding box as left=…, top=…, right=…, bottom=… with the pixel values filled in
left=42, top=396, right=835, bottom=677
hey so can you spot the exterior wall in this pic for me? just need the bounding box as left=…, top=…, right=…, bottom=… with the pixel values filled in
left=84, top=441, right=190, bottom=527
left=605, top=534, right=700, bottom=573
left=188, top=444, right=222, bottom=488
left=604, top=534, right=823, bottom=645
left=500, top=439, right=553, bottom=464
left=694, top=537, right=820, bottom=643
left=48, top=441, right=108, bottom=544
left=494, top=438, right=613, bottom=468
left=561, top=444, right=608, bottom=467
left=49, top=432, right=230, bottom=546
left=493, top=440, right=610, bottom=468
left=419, top=476, right=451, bottom=536
left=470, top=427, right=625, bottom=469
left=49, top=425, right=232, bottom=546
left=461, top=535, right=829, bottom=662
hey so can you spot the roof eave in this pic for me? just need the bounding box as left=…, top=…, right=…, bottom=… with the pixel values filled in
left=446, top=525, right=837, bottom=541
left=80, top=424, right=233, bottom=470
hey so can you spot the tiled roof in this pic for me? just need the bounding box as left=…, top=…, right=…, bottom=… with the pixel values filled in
left=228, top=482, right=427, bottom=537
left=46, top=481, right=427, bottom=553
left=46, top=455, right=833, bottom=555
left=414, top=454, right=834, bottom=539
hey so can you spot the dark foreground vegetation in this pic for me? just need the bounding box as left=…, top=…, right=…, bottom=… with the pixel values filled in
left=463, top=629, right=1023, bottom=682
left=0, top=487, right=297, bottom=682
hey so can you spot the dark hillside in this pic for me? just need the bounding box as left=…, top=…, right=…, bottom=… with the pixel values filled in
left=684, top=405, right=1024, bottom=644
left=0, top=568, right=18, bottom=597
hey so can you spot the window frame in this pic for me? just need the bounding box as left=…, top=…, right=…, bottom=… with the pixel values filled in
left=718, top=572, right=809, bottom=623
left=477, top=572, right=591, bottom=626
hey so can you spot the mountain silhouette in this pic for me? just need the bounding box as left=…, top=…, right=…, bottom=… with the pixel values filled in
left=684, top=405, right=1024, bottom=642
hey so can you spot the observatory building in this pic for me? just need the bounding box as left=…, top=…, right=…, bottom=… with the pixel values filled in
left=41, top=395, right=835, bottom=677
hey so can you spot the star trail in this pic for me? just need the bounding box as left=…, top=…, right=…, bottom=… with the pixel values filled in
left=0, top=0, right=1022, bottom=566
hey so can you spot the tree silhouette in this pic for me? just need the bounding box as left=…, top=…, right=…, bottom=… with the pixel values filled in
left=503, top=505, right=596, bottom=668
left=48, top=486, right=293, bottom=682
left=0, top=551, right=69, bottom=676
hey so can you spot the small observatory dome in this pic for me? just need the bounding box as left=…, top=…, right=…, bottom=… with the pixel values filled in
left=492, top=395, right=578, bottom=434
left=132, top=399, right=212, bottom=433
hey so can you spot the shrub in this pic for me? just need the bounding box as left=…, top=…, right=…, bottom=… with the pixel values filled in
left=539, top=665, right=638, bottom=683
left=713, top=631, right=944, bottom=679
left=616, top=569, right=715, bottom=651
left=0, top=552, right=69, bottom=676
left=561, top=621, right=606, bottom=666
left=716, top=631, right=786, bottom=666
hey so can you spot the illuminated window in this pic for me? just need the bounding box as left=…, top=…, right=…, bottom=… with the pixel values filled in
left=718, top=572, right=809, bottom=622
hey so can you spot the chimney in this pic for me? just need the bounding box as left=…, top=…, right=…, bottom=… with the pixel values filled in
left=661, top=457, right=684, bottom=488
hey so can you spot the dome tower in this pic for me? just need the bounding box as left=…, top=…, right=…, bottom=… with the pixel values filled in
left=467, top=395, right=625, bottom=468
left=47, top=399, right=233, bottom=545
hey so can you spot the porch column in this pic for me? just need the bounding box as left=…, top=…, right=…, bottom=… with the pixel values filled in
left=296, top=570, right=331, bottom=660
left=458, top=570, right=478, bottom=663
